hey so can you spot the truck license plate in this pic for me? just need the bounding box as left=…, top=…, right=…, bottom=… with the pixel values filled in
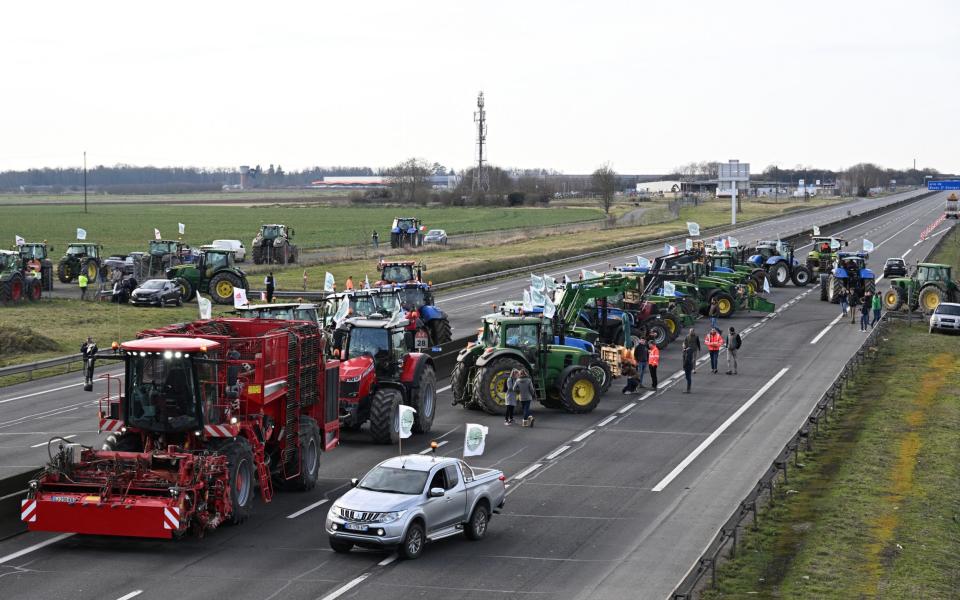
left=50, top=495, right=77, bottom=503
left=344, top=522, right=368, bottom=532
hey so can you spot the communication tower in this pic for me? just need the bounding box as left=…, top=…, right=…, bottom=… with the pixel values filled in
left=472, top=91, right=490, bottom=193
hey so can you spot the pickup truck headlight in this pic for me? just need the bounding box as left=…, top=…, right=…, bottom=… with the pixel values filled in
left=379, top=511, right=405, bottom=524
left=330, top=504, right=346, bottom=519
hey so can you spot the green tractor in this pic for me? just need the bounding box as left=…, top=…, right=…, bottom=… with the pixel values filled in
left=167, top=247, right=249, bottom=305
left=252, top=224, right=298, bottom=265
left=138, top=239, right=191, bottom=279
left=882, top=263, right=959, bottom=314
left=451, top=313, right=601, bottom=415
left=807, top=236, right=849, bottom=276
left=16, top=242, right=54, bottom=291
left=57, top=243, right=104, bottom=284
left=1, top=250, right=42, bottom=304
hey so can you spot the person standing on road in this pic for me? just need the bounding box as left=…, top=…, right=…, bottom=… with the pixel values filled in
left=633, top=338, right=649, bottom=388
left=708, top=298, right=720, bottom=330
left=705, top=327, right=723, bottom=374
left=681, top=340, right=695, bottom=393
left=870, top=290, right=882, bottom=328
left=838, top=285, right=849, bottom=316
left=647, top=340, right=660, bottom=391
left=514, top=369, right=536, bottom=427
left=80, top=336, right=98, bottom=391
left=860, top=292, right=871, bottom=332
left=504, top=369, right=519, bottom=425
left=264, top=272, right=275, bottom=303
left=725, top=326, right=740, bottom=375
left=684, top=328, right=701, bottom=373
left=78, top=272, right=89, bottom=301
left=849, top=288, right=860, bottom=324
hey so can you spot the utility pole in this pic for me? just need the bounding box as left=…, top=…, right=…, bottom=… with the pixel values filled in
left=472, top=91, right=489, bottom=194
left=83, top=151, right=88, bottom=213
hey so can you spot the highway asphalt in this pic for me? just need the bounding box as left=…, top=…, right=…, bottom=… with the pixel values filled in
left=0, top=189, right=952, bottom=600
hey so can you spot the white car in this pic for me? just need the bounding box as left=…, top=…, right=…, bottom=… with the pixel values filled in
left=210, top=239, right=245, bottom=262
left=929, top=302, right=960, bottom=334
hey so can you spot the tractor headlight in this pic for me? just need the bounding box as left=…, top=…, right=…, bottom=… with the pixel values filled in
left=345, top=375, right=362, bottom=383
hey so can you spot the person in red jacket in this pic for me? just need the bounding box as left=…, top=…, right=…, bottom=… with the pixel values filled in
left=704, top=327, right=723, bottom=374
left=647, top=339, right=660, bottom=390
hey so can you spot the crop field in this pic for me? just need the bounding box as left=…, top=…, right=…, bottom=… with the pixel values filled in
left=0, top=204, right=602, bottom=254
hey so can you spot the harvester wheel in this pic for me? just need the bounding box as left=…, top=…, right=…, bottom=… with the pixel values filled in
left=102, top=432, right=142, bottom=452
left=559, top=368, right=600, bottom=414
left=289, top=417, right=320, bottom=491
left=918, top=285, right=945, bottom=314
left=819, top=274, right=829, bottom=301
left=26, top=279, right=41, bottom=302
left=410, top=364, right=436, bottom=434
left=368, top=387, right=402, bottom=444
left=474, top=357, right=523, bottom=415
left=450, top=360, right=471, bottom=407
left=883, top=286, right=905, bottom=311
left=218, top=437, right=255, bottom=525
left=172, top=277, right=195, bottom=301
left=57, top=260, right=73, bottom=283
left=769, top=262, right=789, bottom=287
left=428, top=319, right=453, bottom=345
left=209, top=273, right=241, bottom=305
left=587, top=357, right=613, bottom=394
left=714, top=291, right=735, bottom=318
left=791, top=265, right=812, bottom=287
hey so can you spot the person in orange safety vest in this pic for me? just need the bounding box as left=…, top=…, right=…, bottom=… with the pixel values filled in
left=705, top=327, right=723, bottom=374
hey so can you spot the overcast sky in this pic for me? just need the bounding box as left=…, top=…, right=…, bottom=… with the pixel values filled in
left=2, top=1, right=956, bottom=174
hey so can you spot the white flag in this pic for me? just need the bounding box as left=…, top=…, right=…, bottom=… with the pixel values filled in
left=687, top=222, right=701, bottom=237
left=636, top=256, right=650, bottom=269
left=862, top=239, right=874, bottom=253
left=178, top=222, right=185, bottom=235
left=663, top=281, right=676, bottom=297
left=813, top=226, right=821, bottom=236
left=397, top=404, right=416, bottom=440
left=543, top=274, right=557, bottom=292
left=714, top=240, right=725, bottom=252
left=197, top=294, right=212, bottom=320
left=153, top=228, right=161, bottom=240
left=685, top=238, right=693, bottom=250
left=333, top=298, right=350, bottom=324
left=543, top=294, right=557, bottom=319
left=522, top=289, right=533, bottom=313
left=830, top=239, right=841, bottom=250
left=463, top=423, right=489, bottom=457
left=763, top=277, right=771, bottom=294
left=664, top=243, right=678, bottom=255
left=76, top=228, right=87, bottom=240
left=233, top=288, right=249, bottom=308
left=530, top=274, right=544, bottom=292
left=364, top=274, right=370, bottom=289
left=324, top=272, right=335, bottom=292
left=728, top=237, right=739, bottom=248
left=15, top=235, right=25, bottom=246
left=531, top=286, right=547, bottom=307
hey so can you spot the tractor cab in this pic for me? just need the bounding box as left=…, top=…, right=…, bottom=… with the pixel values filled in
left=335, top=317, right=409, bottom=377
left=916, top=263, right=953, bottom=284
left=378, top=260, right=422, bottom=284
left=18, top=242, right=49, bottom=262
left=197, top=248, right=234, bottom=275
left=391, top=217, right=420, bottom=234
left=149, top=240, right=186, bottom=257
left=259, top=224, right=292, bottom=240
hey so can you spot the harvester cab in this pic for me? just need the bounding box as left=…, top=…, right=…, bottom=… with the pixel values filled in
left=16, top=242, right=54, bottom=291
left=252, top=224, right=298, bottom=265
left=25, top=318, right=340, bottom=539
left=57, top=243, right=104, bottom=284
left=167, top=247, right=249, bottom=305
left=883, top=263, right=958, bottom=314
left=390, top=217, right=425, bottom=248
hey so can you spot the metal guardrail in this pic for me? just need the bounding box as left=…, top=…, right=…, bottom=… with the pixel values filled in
left=0, top=354, right=83, bottom=380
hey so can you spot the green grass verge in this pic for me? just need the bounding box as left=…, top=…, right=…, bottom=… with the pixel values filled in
left=0, top=204, right=602, bottom=254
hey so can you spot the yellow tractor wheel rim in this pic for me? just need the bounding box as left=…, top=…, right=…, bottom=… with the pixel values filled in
left=488, top=371, right=509, bottom=406
left=923, top=291, right=940, bottom=310
left=747, top=281, right=756, bottom=294
left=884, top=290, right=897, bottom=306
left=718, top=298, right=732, bottom=314
left=665, top=319, right=676, bottom=334
left=571, top=379, right=595, bottom=406
left=87, top=263, right=98, bottom=278
left=216, top=280, right=234, bottom=298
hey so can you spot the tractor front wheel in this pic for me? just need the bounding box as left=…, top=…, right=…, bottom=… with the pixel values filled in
left=450, top=360, right=472, bottom=408
left=645, top=319, right=669, bottom=349
left=714, top=291, right=735, bottom=317
left=791, top=265, right=812, bottom=287
left=883, top=286, right=905, bottom=311
left=368, top=388, right=402, bottom=444
left=769, top=262, right=789, bottom=287
left=428, top=319, right=452, bottom=345
left=559, top=368, right=600, bottom=414
left=57, top=260, right=73, bottom=283
left=410, top=365, right=437, bottom=434
left=587, top=357, right=613, bottom=394
left=474, top=357, right=524, bottom=415
left=819, top=274, right=829, bottom=302
left=209, top=273, right=242, bottom=305
left=172, top=277, right=195, bottom=301
left=26, top=279, right=41, bottom=302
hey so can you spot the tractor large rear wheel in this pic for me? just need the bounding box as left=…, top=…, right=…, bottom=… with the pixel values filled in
left=828, top=276, right=842, bottom=304
left=25, top=279, right=41, bottom=302
left=81, top=258, right=100, bottom=282
left=645, top=319, right=669, bottom=349
left=252, top=246, right=264, bottom=265
left=57, top=260, right=73, bottom=283
left=661, top=313, right=680, bottom=341
left=819, top=274, right=829, bottom=302
left=172, top=277, right=195, bottom=301
left=217, top=438, right=255, bottom=525
left=410, top=365, right=436, bottom=434
left=369, top=388, right=402, bottom=444
left=474, top=357, right=524, bottom=415
left=714, top=291, right=735, bottom=318
left=918, top=285, right=945, bottom=315
left=450, top=360, right=472, bottom=408
left=559, top=368, right=600, bottom=414
left=749, top=269, right=767, bottom=291
left=791, top=265, right=812, bottom=287
left=769, top=262, right=789, bottom=287
left=209, top=273, right=242, bottom=305
left=428, top=319, right=452, bottom=345
left=586, top=357, right=613, bottom=394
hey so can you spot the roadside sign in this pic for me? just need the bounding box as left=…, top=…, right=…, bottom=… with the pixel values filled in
left=927, top=180, right=960, bottom=191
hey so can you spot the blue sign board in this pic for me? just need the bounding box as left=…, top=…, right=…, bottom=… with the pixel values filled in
left=927, top=180, right=960, bottom=191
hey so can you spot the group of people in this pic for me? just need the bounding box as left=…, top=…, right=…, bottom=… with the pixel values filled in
left=621, top=325, right=742, bottom=395
left=503, top=368, right=537, bottom=427
left=835, top=285, right=883, bottom=332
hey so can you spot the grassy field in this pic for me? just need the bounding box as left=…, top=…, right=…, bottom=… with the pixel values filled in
left=702, top=226, right=960, bottom=599
left=0, top=189, right=346, bottom=204
left=0, top=204, right=602, bottom=254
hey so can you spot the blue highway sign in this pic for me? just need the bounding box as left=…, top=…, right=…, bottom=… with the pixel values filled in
left=927, top=180, right=960, bottom=191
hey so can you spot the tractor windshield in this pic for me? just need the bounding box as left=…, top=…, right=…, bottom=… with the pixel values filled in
left=150, top=241, right=176, bottom=256
left=261, top=226, right=280, bottom=240
left=398, top=287, right=426, bottom=309
left=20, top=245, right=45, bottom=260
left=920, top=265, right=949, bottom=282
left=346, top=327, right=390, bottom=361
left=396, top=219, right=415, bottom=230
left=381, top=265, right=414, bottom=283
left=0, top=254, right=16, bottom=270
left=66, top=245, right=86, bottom=255
left=504, top=323, right=539, bottom=350
left=204, top=252, right=229, bottom=272
left=126, top=355, right=204, bottom=432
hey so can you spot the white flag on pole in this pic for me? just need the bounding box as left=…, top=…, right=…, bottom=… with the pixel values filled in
left=197, top=294, right=212, bottom=319
left=530, top=286, right=547, bottom=307
left=813, top=226, right=821, bottom=236
left=862, top=239, right=874, bottom=253
left=233, top=288, right=249, bottom=308
left=324, top=272, right=335, bottom=292
left=543, top=294, right=557, bottom=319
left=580, top=269, right=602, bottom=281
left=76, top=228, right=87, bottom=240
left=178, top=222, right=185, bottom=235
left=463, top=423, right=489, bottom=457
left=636, top=256, right=650, bottom=269
left=663, top=281, right=676, bottom=297
left=714, top=240, right=725, bottom=252
left=333, top=298, right=350, bottom=324
left=687, top=222, right=701, bottom=237
left=763, top=277, right=771, bottom=294
left=830, top=238, right=841, bottom=250
left=543, top=274, right=557, bottom=292
left=530, top=274, right=544, bottom=292
left=398, top=405, right=416, bottom=440
left=154, top=228, right=162, bottom=240
left=685, top=238, right=693, bottom=250
left=15, top=235, right=25, bottom=246
left=364, top=274, right=371, bottom=289
left=728, top=237, right=739, bottom=248
left=522, top=289, right=534, bottom=313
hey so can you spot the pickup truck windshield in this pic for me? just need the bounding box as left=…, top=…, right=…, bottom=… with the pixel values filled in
left=359, top=466, right=429, bottom=495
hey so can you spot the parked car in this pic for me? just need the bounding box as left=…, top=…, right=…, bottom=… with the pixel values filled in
left=929, top=302, right=960, bottom=334
left=129, top=279, right=183, bottom=307
left=883, top=258, right=907, bottom=278
left=326, top=455, right=506, bottom=559
left=210, top=239, right=246, bottom=262
left=423, top=229, right=448, bottom=245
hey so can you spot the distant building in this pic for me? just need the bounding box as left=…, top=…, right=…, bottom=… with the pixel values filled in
left=309, top=175, right=458, bottom=189
left=636, top=180, right=682, bottom=194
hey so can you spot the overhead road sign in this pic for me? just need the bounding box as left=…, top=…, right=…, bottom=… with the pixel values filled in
left=927, top=180, right=960, bottom=191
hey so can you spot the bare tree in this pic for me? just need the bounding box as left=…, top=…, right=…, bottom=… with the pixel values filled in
left=592, top=163, right=618, bottom=215
left=385, top=158, right=433, bottom=202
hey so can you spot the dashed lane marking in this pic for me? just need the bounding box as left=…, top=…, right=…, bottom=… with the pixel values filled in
left=115, top=591, right=143, bottom=600
left=902, top=249, right=911, bottom=259
left=571, top=430, right=594, bottom=443
left=512, top=463, right=542, bottom=480
left=545, top=446, right=570, bottom=460
left=618, top=402, right=636, bottom=414
left=0, top=533, right=74, bottom=565
left=597, top=415, right=618, bottom=427
left=286, top=498, right=328, bottom=519
left=319, top=574, right=372, bottom=600
left=810, top=314, right=844, bottom=344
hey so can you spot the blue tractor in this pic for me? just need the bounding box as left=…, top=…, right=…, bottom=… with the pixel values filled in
left=820, top=251, right=875, bottom=303
left=376, top=260, right=452, bottom=345
left=389, top=217, right=424, bottom=248
left=745, top=240, right=812, bottom=287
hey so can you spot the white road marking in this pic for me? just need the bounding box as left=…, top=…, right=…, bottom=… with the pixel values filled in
left=377, top=554, right=398, bottom=567
left=115, top=592, right=143, bottom=600
left=0, top=533, right=74, bottom=565
left=439, top=287, right=498, bottom=302
left=320, top=574, right=371, bottom=600
left=652, top=367, right=790, bottom=492
left=926, top=226, right=952, bottom=239
left=876, top=218, right=920, bottom=248
left=640, top=391, right=654, bottom=400
left=571, top=429, right=594, bottom=443
left=512, top=463, right=542, bottom=480
left=901, top=249, right=911, bottom=259
left=597, top=415, right=618, bottom=427
left=419, top=440, right=449, bottom=454
left=618, top=402, right=636, bottom=414
left=545, top=446, right=570, bottom=461
left=0, top=382, right=84, bottom=405
left=437, top=385, right=451, bottom=393
left=810, top=314, right=844, bottom=345
left=286, top=498, right=329, bottom=519
left=30, top=434, right=75, bottom=448
left=0, top=488, right=28, bottom=502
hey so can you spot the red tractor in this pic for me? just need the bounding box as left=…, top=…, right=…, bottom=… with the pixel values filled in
left=332, top=315, right=437, bottom=443
left=22, top=318, right=341, bottom=539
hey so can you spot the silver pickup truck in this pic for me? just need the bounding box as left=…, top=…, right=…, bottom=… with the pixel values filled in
left=326, top=454, right=506, bottom=559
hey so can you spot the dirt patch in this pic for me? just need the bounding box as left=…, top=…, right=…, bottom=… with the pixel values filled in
left=0, top=324, right=61, bottom=358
